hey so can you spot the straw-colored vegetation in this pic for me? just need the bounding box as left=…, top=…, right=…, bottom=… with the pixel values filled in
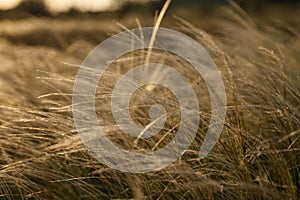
left=0, top=2, right=299, bottom=199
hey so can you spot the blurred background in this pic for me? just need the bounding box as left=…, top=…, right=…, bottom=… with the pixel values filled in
left=0, top=0, right=299, bottom=16
left=0, top=0, right=299, bottom=48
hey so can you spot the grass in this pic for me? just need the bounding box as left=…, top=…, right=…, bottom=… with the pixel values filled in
left=0, top=2, right=299, bottom=199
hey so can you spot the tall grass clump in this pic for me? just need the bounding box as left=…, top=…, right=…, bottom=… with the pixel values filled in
left=0, top=2, right=299, bottom=199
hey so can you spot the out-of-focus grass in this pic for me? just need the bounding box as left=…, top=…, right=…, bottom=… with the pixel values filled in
left=0, top=2, right=299, bottom=199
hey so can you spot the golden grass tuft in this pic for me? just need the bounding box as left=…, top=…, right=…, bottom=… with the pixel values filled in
left=0, top=2, right=299, bottom=199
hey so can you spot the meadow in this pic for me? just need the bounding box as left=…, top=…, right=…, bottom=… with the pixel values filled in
left=0, top=1, right=299, bottom=199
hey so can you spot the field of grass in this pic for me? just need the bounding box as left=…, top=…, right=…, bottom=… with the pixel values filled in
left=0, top=1, right=299, bottom=199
